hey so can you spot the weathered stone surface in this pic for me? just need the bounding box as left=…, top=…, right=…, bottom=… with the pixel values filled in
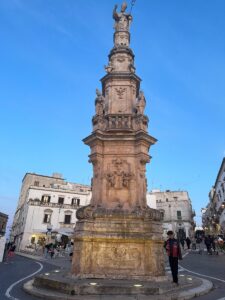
left=30, top=272, right=206, bottom=297
left=71, top=3, right=164, bottom=280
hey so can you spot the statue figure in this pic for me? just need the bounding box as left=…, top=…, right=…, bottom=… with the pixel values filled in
left=104, top=61, right=113, bottom=73
left=136, top=91, right=146, bottom=115
left=113, top=2, right=132, bottom=32
left=107, top=172, right=115, bottom=187
left=95, top=88, right=105, bottom=115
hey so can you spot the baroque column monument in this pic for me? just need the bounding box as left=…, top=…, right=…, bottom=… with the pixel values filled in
left=72, top=2, right=165, bottom=281
left=25, top=4, right=211, bottom=298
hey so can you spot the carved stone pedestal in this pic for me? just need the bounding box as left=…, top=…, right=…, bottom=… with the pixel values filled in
left=71, top=207, right=165, bottom=280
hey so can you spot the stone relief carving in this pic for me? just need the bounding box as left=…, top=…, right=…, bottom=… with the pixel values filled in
left=106, top=172, right=115, bottom=187
left=115, top=87, right=126, bottom=99
left=136, top=91, right=146, bottom=115
left=117, top=55, right=126, bottom=62
left=76, top=205, right=94, bottom=219
left=105, top=158, right=133, bottom=190
left=96, top=246, right=141, bottom=270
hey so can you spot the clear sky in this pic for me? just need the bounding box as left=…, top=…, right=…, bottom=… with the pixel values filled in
left=0, top=0, right=225, bottom=231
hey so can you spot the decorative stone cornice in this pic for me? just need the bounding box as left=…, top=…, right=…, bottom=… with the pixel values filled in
left=76, top=205, right=162, bottom=222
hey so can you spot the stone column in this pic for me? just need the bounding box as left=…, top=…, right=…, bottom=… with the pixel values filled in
left=71, top=2, right=165, bottom=281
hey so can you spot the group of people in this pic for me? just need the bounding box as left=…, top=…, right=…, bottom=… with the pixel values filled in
left=43, top=242, right=73, bottom=259
left=164, top=231, right=225, bottom=285
left=204, top=235, right=225, bottom=254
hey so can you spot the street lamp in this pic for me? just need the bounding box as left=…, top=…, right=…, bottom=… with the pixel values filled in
left=46, top=224, right=53, bottom=243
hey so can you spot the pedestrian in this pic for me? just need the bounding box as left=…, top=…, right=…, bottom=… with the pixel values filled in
left=49, top=245, right=55, bottom=259
left=164, top=230, right=182, bottom=285
left=44, top=244, right=49, bottom=258
left=210, top=236, right=216, bottom=252
left=205, top=235, right=212, bottom=254
left=6, top=243, right=16, bottom=261
left=186, top=237, right=191, bottom=249
left=196, top=236, right=203, bottom=254
left=180, top=238, right=185, bottom=250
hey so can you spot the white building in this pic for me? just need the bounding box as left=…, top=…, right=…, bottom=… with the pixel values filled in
left=202, top=158, right=225, bottom=235
left=11, top=173, right=91, bottom=251
left=147, top=190, right=195, bottom=239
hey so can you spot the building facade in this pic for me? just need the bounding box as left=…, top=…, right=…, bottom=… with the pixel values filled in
left=147, top=190, right=196, bottom=239
left=11, top=173, right=91, bottom=250
left=202, top=158, right=225, bottom=235
left=0, top=212, right=8, bottom=237
left=0, top=212, right=8, bottom=262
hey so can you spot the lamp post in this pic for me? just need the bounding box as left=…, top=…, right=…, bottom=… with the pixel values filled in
left=46, top=224, right=53, bottom=243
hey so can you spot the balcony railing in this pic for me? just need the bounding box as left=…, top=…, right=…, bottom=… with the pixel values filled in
left=28, top=199, right=81, bottom=209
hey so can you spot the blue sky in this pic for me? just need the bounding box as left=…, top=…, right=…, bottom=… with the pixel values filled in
left=0, top=0, right=225, bottom=230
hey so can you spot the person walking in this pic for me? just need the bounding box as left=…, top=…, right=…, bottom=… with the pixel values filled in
left=210, top=236, right=216, bottom=253
left=165, top=231, right=182, bottom=285
left=6, top=243, right=16, bottom=261
left=180, top=238, right=185, bottom=250
left=186, top=237, right=191, bottom=250
left=205, top=235, right=212, bottom=254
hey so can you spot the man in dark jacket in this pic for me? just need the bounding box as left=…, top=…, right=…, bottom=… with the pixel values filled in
left=165, top=230, right=182, bottom=285
left=186, top=237, right=191, bottom=249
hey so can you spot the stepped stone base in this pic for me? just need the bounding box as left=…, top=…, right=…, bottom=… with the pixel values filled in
left=24, top=272, right=213, bottom=300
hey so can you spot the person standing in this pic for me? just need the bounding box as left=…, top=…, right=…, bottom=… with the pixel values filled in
left=186, top=237, right=191, bottom=250
left=165, top=231, right=182, bottom=285
left=6, top=243, right=16, bottom=261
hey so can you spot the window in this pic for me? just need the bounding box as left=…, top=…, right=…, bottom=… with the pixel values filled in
left=160, top=211, right=164, bottom=220
left=64, top=215, right=71, bottom=224
left=71, top=198, right=80, bottom=206
left=43, top=213, right=51, bottom=223
left=58, top=197, right=64, bottom=204
left=34, top=181, right=39, bottom=186
left=166, top=198, right=168, bottom=202
left=177, top=211, right=182, bottom=220
left=41, top=195, right=51, bottom=203
left=174, top=197, right=178, bottom=201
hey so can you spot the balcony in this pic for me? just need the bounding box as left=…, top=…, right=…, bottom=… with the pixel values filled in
left=29, top=199, right=80, bottom=210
